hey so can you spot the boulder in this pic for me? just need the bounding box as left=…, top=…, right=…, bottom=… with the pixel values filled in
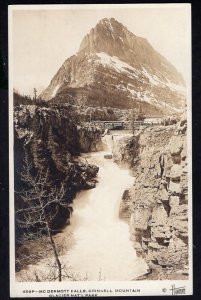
left=104, top=154, right=113, bottom=159
left=169, top=136, right=183, bottom=157
left=169, top=181, right=181, bottom=195
left=169, top=164, right=182, bottom=181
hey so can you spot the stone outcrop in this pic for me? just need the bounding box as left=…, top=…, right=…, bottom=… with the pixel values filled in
left=119, top=189, right=132, bottom=222
left=113, top=113, right=188, bottom=279
left=113, top=134, right=140, bottom=168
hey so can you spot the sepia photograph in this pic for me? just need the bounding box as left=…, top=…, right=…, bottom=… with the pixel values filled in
left=9, top=3, right=192, bottom=297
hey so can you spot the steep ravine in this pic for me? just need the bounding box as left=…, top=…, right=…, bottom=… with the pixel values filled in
left=14, top=104, right=188, bottom=280
left=15, top=129, right=148, bottom=281
left=113, top=113, right=188, bottom=279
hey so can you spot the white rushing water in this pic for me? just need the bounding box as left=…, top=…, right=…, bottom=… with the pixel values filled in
left=59, top=134, right=147, bottom=280
left=16, top=133, right=148, bottom=281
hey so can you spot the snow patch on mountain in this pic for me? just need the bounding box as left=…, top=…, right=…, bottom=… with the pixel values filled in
left=95, top=52, right=138, bottom=79
left=142, top=67, right=185, bottom=94
left=166, top=80, right=186, bottom=93
left=52, top=85, right=60, bottom=98
left=141, top=94, right=155, bottom=105
left=126, top=84, right=139, bottom=97
left=116, top=84, right=127, bottom=91
left=96, top=53, right=185, bottom=96
left=118, top=82, right=157, bottom=106
left=142, top=67, right=160, bottom=85
left=119, top=37, right=124, bottom=43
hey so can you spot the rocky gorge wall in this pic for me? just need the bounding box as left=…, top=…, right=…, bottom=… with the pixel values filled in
left=14, top=105, right=102, bottom=231
left=113, top=113, right=189, bottom=279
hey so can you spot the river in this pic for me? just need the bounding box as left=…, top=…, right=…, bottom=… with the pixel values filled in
left=16, top=132, right=148, bottom=281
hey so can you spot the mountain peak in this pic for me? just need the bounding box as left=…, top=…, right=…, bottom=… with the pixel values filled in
left=97, top=18, right=130, bottom=36
left=41, top=18, right=186, bottom=114
left=98, top=17, right=123, bottom=28
left=79, top=17, right=133, bottom=55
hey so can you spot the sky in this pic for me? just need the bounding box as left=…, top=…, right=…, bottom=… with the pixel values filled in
left=10, top=4, right=191, bottom=96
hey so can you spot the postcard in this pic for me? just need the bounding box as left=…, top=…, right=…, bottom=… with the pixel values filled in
left=9, top=3, right=192, bottom=297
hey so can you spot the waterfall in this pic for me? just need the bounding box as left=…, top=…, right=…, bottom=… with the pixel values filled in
left=60, top=133, right=147, bottom=280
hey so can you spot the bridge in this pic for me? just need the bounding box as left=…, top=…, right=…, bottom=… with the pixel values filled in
left=90, top=119, right=163, bottom=130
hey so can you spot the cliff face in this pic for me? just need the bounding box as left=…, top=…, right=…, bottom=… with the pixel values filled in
left=40, top=18, right=185, bottom=114
left=14, top=105, right=102, bottom=230
left=79, top=18, right=184, bottom=85
left=113, top=113, right=188, bottom=278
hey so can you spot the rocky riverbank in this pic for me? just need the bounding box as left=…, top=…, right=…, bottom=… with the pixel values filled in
left=113, top=112, right=189, bottom=279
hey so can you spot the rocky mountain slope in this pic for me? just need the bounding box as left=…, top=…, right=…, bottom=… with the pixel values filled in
left=113, top=112, right=188, bottom=279
left=41, top=18, right=186, bottom=114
